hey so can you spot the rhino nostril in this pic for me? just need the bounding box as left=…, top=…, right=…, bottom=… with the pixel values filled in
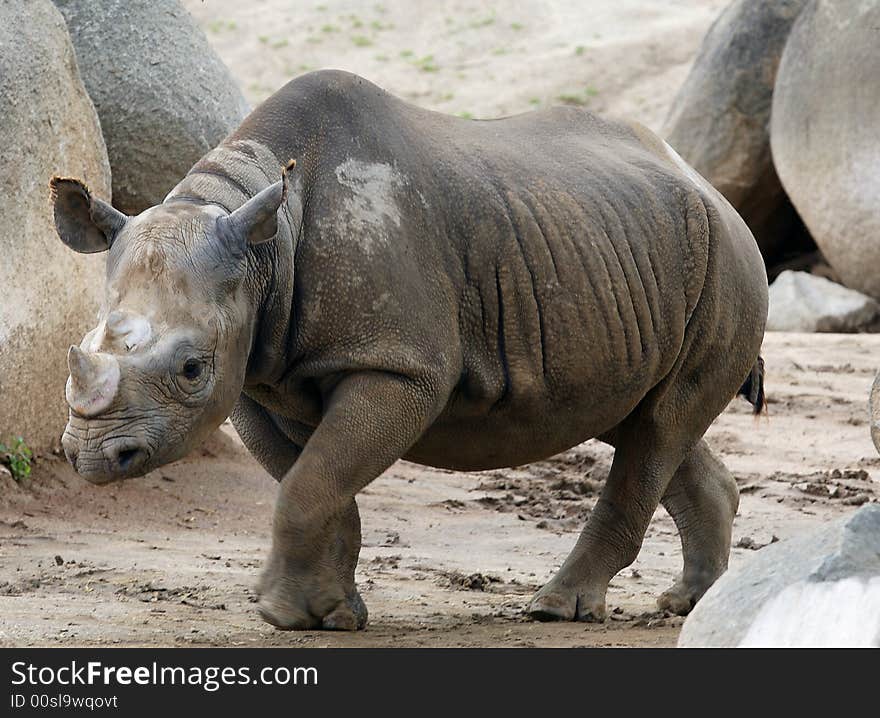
left=115, top=446, right=146, bottom=473
left=118, top=449, right=136, bottom=467
left=117, top=448, right=138, bottom=470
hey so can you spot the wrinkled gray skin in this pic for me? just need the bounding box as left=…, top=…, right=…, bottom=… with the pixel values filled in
left=54, top=71, right=768, bottom=630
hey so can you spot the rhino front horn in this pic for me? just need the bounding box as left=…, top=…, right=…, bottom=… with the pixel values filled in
left=65, top=345, right=121, bottom=418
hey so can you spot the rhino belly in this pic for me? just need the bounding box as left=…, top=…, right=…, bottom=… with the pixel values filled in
left=404, top=369, right=653, bottom=471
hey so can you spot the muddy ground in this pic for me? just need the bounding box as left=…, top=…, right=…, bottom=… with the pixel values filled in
left=1, top=333, right=878, bottom=647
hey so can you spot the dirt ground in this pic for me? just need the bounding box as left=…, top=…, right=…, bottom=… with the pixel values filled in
left=181, top=0, right=728, bottom=134
left=3, top=1, right=878, bottom=648
left=2, top=333, right=878, bottom=647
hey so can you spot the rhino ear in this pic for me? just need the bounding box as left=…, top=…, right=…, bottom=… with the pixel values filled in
left=50, top=177, right=127, bottom=254
left=218, top=160, right=296, bottom=247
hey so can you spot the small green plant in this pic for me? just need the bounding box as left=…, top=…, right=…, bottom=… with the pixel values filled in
left=557, top=86, right=599, bottom=106
left=557, top=92, right=586, bottom=106
left=575, top=45, right=585, bottom=56
left=207, top=19, right=237, bottom=33
left=351, top=35, right=373, bottom=47
left=511, top=22, right=525, bottom=31
left=470, top=12, right=496, bottom=29
left=415, top=54, right=439, bottom=72
left=0, top=437, right=32, bottom=482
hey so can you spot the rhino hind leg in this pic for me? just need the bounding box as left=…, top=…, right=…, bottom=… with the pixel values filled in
left=529, top=274, right=761, bottom=622
left=657, top=440, right=739, bottom=615
left=528, top=420, right=688, bottom=623
left=323, top=499, right=369, bottom=631
left=527, top=422, right=736, bottom=623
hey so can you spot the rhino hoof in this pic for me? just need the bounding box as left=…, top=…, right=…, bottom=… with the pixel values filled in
left=321, top=591, right=369, bottom=631
left=257, top=582, right=368, bottom=631
left=528, top=586, right=607, bottom=623
left=528, top=592, right=576, bottom=622
left=257, top=593, right=317, bottom=631
left=656, top=579, right=707, bottom=616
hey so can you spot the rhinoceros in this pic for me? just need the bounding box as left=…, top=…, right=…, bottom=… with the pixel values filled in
left=52, top=70, right=768, bottom=630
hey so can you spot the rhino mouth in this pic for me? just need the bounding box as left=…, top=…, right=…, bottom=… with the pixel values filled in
left=62, top=426, right=154, bottom=483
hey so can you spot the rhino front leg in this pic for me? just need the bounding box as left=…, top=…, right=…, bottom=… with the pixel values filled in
left=232, top=395, right=369, bottom=627
left=528, top=428, right=683, bottom=622
left=657, top=439, right=739, bottom=615
left=258, top=497, right=367, bottom=630
left=257, top=372, right=441, bottom=630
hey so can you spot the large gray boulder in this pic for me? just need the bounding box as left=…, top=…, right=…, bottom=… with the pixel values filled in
left=771, top=0, right=880, bottom=299
left=664, top=0, right=808, bottom=265
left=870, top=373, right=880, bottom=457
left=767, top=271, right=880, bottom=333
left=0, top=0, right=112, bottom=451
left=54, top=0, right=249, bottom=214
left=679, top=505, right=880, bottom=647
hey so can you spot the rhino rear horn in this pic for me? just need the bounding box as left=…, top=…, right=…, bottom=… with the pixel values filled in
left=50, top=177, right=127, bottom=254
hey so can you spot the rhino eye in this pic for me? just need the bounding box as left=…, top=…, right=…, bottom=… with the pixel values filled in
left=182, top=359, right=203, bottom=381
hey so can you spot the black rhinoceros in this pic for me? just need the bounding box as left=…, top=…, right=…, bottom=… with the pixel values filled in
left=52, top=71, right=767, bottom=630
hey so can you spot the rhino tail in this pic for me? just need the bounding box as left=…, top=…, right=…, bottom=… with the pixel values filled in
left=737, top=356, right=765, bottom=415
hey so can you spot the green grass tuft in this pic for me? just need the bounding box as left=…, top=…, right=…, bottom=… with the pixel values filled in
left=415, top=54, right=439, bottom=72
left=0, top=437, right=32, bottom=482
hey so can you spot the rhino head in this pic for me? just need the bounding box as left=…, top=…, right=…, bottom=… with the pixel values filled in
left=50, top=167, right=292, bottom=483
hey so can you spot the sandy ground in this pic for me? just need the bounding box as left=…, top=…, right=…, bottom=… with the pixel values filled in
left=2, top=333, right=878, bottom=647
left=182, top=0, right=728, bottom=132
left=3, top=2, right=878, bottom=648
